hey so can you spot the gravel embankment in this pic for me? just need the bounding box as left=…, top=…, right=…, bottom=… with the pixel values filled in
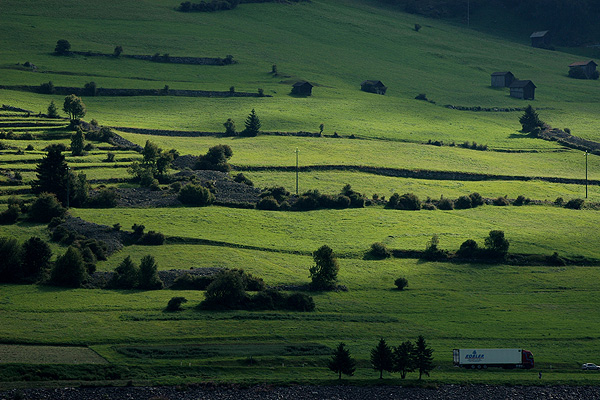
left=2, top=385, right=600, bottom=400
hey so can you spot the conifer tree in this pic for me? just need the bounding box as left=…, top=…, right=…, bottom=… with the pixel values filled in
left=111, top=256, right=139, bottom=289
left=328, top=342, right=356, bottom=380
left=519, top=105, right=544, bottom=133
left=138, top=255, right=164, bottom=290
left=51, top=246, right=87, bottom=287
left=71, top=127, right=85, bottom=156
left=32, top=147, right=69, bottom=204
left=242, top=108, right=261, bottom=137
left=414, top=335, right=434, bottom=380
left=47, top=100, right=59, bottom=118
left=371, top=338, right=394, bottom=379
left=393, top=340, right=415, bottom=379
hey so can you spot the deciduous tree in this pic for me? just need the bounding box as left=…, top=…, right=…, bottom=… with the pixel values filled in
left=309, top=245, right=339, bottom=290
left=63, top=94, right=86, bottom=120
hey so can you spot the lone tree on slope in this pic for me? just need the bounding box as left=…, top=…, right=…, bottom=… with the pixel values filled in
left=242, top=108, right=261, bottom=137
left=63, top=94, right=86, bottom=121
left=309, top=244, right=339, bottom=290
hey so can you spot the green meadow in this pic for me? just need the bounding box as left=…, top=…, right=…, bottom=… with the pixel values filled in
left=1, top=0, right=600, bottom=387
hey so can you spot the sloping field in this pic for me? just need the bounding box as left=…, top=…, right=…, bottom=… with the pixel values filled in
left=0, top=345, right=107, bottom=364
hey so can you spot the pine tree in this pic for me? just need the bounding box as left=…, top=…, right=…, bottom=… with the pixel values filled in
left=20, top=237, right=52, bottom=283
left=242, top=108, right=261, bottom=137
left=71, top=127, right=85, bottom=156
left=47, top=100, right=59, bottom=118
left=519, top=105, right=544, bottom=133
left=371, top=338, right=394, bottom=379
left=328, top=342, right=356, bottom=380
left=138, top=255, right=164, bottom=290
left=414, top=335, right=434, bottom=380
left=309, top=245, right=339, bottom=290
left=32, top=147, right=69, bottom=204
left=393, top=340, right=415, bottom=379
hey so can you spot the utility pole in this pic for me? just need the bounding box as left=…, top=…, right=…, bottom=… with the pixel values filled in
left=585, top=150, right=588, bottom=198
left=66, top=166, right=70, bottom=208
left=295, top=147, right=299, bottom=195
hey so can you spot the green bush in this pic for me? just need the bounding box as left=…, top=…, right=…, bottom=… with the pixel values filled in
left=256, top=196, right=279, bottom=210
left=493, top=196, right=510, bottom=206
left=369, top=242, right=391, bottom=259
left=86, top=188, right=118, bottom=208
left=29, top=193, right=66, bottom=223
left=484, top=230, right=509, bottom=259
left=0, top=205, right=20, bottom=225
left=454, top=195, right=472, bottom=209
left=139, top=231, right=165, bottom=246
left=110, top=256, right=139, bottom=289
left=166, top=297, right=187, bottom=312
left=171, top=273, right=214, bottom=290
left=469, top=192, right=484, bottom=207
left=394, top=277, right=409, bottom=290
left=200, top=269, right=247, bottom=309
left=138, top=255, right=164, bottom=290
left=309, top=245, right=339, bottom=290
left=387, top=193, right=420, bottom=210
left=195, top=144, right=233, bottom=172
left=457, top=239, right=479, bottom=258
left=0, top=237, right=22, bottom=283
left=233, top=173, right=253, bottom=186
left=565, top=198, right=584, bottom=209
left=437, top=197, right=454, bottom=210
left=178, top=184, right=215, bottom=206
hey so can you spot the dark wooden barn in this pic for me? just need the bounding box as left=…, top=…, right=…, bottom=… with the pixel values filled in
left=491, top=71, right=515, bottom=87
left=530, top=30, right=551, bottom=48
left=291, top=81, right=313, bottom=96
left=361, top=80, right=387, bottom=95
left=509, top=80, right=536, bottom=100
left=568, top=60, right=598, bottom=79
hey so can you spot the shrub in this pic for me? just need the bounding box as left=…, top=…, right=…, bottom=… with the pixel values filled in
left=260, top=187, right=289, bottom=203
left=394, top=277, right=408, bottom=290
left=369, top=242, right=391, bottom=259
left=256, top=196, right=279, bottom=211
left=83, top=81, right=97, bottom=96
left=178, top=184, right=215, bottom=206
left=111, top=256, right=139, bottom=289
left=200, top=269, right=247, bottom=309
left=166, top=297, right=188, bottom=311
left=223, top=118, right=236, bottom=136
left=139, top=231, right=165, bottom=246
left=513, top=195, right=529, bottom=206
left=554, top=197, right=564, bottom=206
left=493, top=196, right=510, bottom=206
left=547, top=252, right=566, bottom=266
left=54, top=39, right=71, bottom=55
left=437, top=196, right=454, bottom=210
left=29, top=193, right=66, bottom=223
left=387, top=193, right=420, bottom=210
left=484, top=230, right=509, bottom=259
left=113, top=45, right=123, bottom=57
left=414, top=23, right=421, bottom=31
left=171, top=273, right=214, bottom=290
left=233, top=173, right=253, bottom=186
left=20, top=236, right=52, bottom=283
left=469, top=192, right=484, bottom=207
left=454, top=195, right=472, bottom=209
left=565, top=198, right=584, bottom=210
left=422, top=234, right=446, bottom=260
left=284, top=292, right=315, bottom=311
left=86, top=188, right=118, bottom=208
left=457, top=239, right=479, bottom=258
left=195, top=144, right=233, bottom=172
left=51, top=246, right=87, bottom=287
left=0, top=205, right=20, bottom=225
left=47, top=100, right=60, bottom=118
left=335, top=195, right=351, bottom=209
left=39, top=81, right=56, bottom=94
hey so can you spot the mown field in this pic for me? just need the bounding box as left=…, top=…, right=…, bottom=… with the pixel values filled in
left=1, top=0, right=599, bottom=388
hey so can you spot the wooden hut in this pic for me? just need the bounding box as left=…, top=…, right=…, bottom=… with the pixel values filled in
left=291, top=81, right=313, bottom=96
left=509, top=80, right=536, bottom=100
left=491, top=71, right=515, bottom=87
left=530, top=31, right=551, bottom=48
left=360, top=80, right=387, bottom=95
left=568, top=60, right=598, bottom=79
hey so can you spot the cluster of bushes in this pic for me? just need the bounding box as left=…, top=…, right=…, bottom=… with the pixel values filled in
left=195, top=269, right=314, bottom=311
left=194, top=144, right=233, bottom=172
left=177, top=183, right=215, bottom=206
left=128, top=223, right=166, bottom=246
left=426, top=139, right=488, bottom=151
left=129, top=140, right=179, bottom=188
left=178, top=0, right=241, bottom=12
left=257, top=184, right=367, bottom=211
left=555, top=197, right=585, bottom=210
left=110, top=255, right=164, bottom=290
left=387, top=192, right=487, bottom=211
left=171, top=268, right=265, bottom=291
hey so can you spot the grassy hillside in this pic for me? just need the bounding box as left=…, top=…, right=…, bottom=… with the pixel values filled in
left=1, top=0, right=599, bottom=387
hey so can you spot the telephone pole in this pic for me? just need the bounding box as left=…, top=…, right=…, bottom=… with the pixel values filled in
left=295, top=147, right=299, bottom=195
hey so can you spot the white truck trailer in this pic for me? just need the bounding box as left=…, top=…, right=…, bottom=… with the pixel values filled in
left=453, top=348, right=534, bottom=369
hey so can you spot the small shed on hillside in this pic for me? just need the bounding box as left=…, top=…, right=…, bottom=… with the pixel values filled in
left=568, top=60, right=598, bottom=79
left=530, top=31, right=551, bottom=48
left=361, top=80, right=387, bottom=95
left=291, top=81, right=314, bottom=96
left=509, top=80, right=536, bottom=100
left=491, top=71, right=515, bottom=87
